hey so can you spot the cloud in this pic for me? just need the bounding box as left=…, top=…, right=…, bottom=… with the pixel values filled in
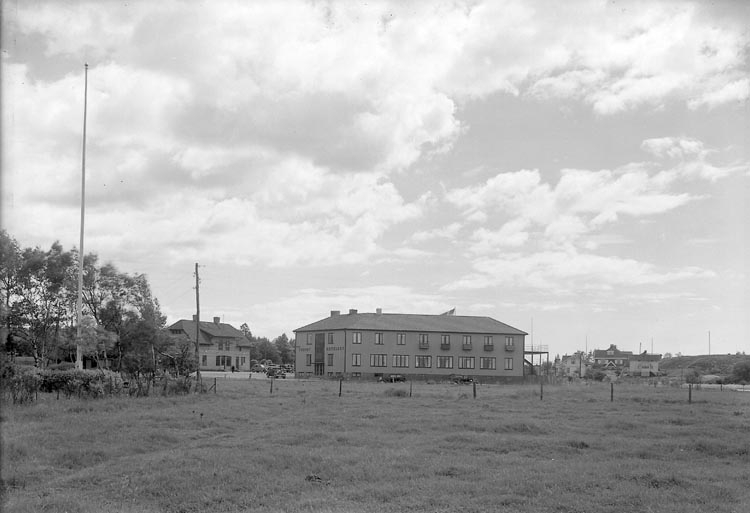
left=442, top=251, right=715, bottom=292
left=688, top=77, right=750, bottom=110
left=444, top=164, right=696, bottom=251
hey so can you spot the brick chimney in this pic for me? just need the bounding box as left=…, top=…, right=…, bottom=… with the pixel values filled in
left=213, top=316, right=220, bottom=324
left=349, top=309, right=358, bottom=315
left=330, top=310, right=340, bottom=316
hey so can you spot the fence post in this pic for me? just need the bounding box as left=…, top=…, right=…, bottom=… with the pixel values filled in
left=610, top=382, right=614, bottom=402
left=410, top=380, right=413, bottom=397
left=473, top=380, right=477, bottom=399
left=540, top=380, right=544, bottom=401
left=688, top=383, right=692, bottom=404
left=214, top=378, right=217, bottom=394
left=270, top=377, right=274, bottom=395
left=339, top=377, right=343, bottom=397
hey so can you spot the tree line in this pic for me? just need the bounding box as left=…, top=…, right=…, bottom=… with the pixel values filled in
left=0, top=230, right=294, bottom=378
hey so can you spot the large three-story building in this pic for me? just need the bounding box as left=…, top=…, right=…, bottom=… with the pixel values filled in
left=294, top=309, right=527, bottom=382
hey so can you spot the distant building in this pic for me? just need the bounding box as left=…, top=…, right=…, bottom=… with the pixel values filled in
left=593, top=344, right=633, bottom=372
left=294, top=309, right=527, bottom=382
left=558, top=352, right=589, bottom=378
left=628, top=351, right=662, bottom=377
left=167, top=316, right=251, bottom=371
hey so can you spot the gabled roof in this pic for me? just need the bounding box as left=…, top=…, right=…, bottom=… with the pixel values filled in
left=168, top=319, right=245, bottom=345
left=593, top=344, right=633, bottom=359
left=295, top=312, right=527, bottom=335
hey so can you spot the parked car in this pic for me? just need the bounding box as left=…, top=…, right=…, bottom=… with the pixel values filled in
left=382, top=374, right=406, bottom=383
left=451, top=374, right=474, bottom=384
left=250, top=365, right=266, bottom=372
left=267, top=368, right=286, bottom=379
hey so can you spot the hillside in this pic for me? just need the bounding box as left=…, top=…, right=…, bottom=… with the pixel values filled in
left=659, top=354, right=749, bottom=377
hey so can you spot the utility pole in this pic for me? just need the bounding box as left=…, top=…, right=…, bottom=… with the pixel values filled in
left=75, top=63, right=89, bottom=371
left=194, top=263, right=202, bottom=389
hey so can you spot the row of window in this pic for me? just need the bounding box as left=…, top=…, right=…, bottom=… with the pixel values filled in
left=310, top=332, right=515, bottom=348
left=305, top=354, right=514, bottom=370
left=202, top=355, right=247, bottom=367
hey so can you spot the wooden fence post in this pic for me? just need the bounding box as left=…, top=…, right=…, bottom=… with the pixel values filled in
left=688, top=383, right=692, bottom=404
left=339, top=377, right=343, bottom=397
left=409, top=380, right=413, bottom=398
left=473, top=380, right=477, bottom=399
left=610, top=382, right=614, bottom=402
left=270, top=377, right=274, bottom=395
left=540, top=380, right=544, bottom=401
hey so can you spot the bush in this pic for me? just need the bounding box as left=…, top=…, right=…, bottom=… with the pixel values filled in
left=1, top=366, right=43, bottom=404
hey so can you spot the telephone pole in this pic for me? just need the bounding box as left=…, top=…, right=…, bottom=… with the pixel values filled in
left=194, top=263, right=202, bottom=388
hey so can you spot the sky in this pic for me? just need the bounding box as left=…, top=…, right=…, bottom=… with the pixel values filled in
left=2, top=0, right=748, bottom=358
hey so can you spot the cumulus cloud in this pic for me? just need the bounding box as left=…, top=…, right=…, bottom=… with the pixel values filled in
left=442, top=251, right=716, bottom=292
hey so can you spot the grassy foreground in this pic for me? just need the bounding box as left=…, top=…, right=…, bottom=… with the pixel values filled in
left=2, top=379, right=749, bottom=513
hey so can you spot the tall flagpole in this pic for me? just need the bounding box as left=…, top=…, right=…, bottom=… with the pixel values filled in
left=76, top=63, right=88, bottom=370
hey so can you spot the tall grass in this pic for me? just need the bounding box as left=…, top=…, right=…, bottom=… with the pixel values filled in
left=2, top=380, right=749, bottom=512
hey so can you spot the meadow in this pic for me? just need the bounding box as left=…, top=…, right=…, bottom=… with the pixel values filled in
left=2, top=378, right=749, bottom=513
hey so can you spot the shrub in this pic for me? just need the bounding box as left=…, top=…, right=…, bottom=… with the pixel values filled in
left=1, top=364, right=42, bottom=404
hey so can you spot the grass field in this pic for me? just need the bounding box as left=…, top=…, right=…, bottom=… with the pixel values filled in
left=2, top=378, right=749, bottom=513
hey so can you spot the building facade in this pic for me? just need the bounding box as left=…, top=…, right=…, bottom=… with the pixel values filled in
left=167, top=316, right=251, bottom=371
left=294, top=309, right=527, bottom=382
left=557, top=352, right=590, bottom=378
left=628, top=352, right=662, bottom=377
left=593, top=344, right=633, bottom=372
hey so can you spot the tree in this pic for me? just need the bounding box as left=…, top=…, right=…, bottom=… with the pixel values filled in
left=273, top=333, right=292, bottom=364
left=14, top=242, right=76, bottom=367
left=255, top=337, right=280, bottom=363
left=1, top=232, right=168, bottom=375
left=730, top=361, right=750, bottom=384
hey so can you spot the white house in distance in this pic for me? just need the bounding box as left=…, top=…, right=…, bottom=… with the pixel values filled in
left=167, top=316, right=251, bottom=371
left=294, top=309, right=527, bottom=383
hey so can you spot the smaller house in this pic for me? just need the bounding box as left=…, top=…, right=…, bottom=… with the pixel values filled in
left=168, top=316, right=250, bottom=371
left=628, top=351, right=662, bottom=377
left=557, top=352, right=589, bottom=378
left=593, top=344, right=633, bottom=372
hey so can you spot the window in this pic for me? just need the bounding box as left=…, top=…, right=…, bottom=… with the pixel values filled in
left=327, top=354, right=334, bottom=366
left=504, top=358, right=513, bottom=370
left=328, top=333, right=334, bottom=344
left=215, top=355, right=230, bottom=367
left=201, top=355, right=207, bottom=366
left=480, top=357, right=496, bottom=370
left=375, top=332, right=384, bottom=345
left=397, top=333, right=406, bottom=345
left=306, top=354, right=312, bottom=366
left=462, top=335, right=472, bottom=347
left=441, top=335, right=450, bottom=349
left=352, top=353, right=361, bottom=367
left=351, top=372, right=362, bottom=378
left=240, top=357, right=246, bottom=366
left=215, top=355, right=221, bottom=366
left=307, top=333, right=313, bottom=345
left=458, top=357, right=475, bottom=369
left=370, top=354, right=387, bottom=367
left=505, top=336, right=514, bottom=349
left=436, top=356, right=453, bottom=369
left=484, top=336, right=493, bottom=347
left=392, top=355, right=409, bottom=368
left=418, top=333, right=429, bottom=348
left=352, top=332, right=362, bottom=344
left=415, top=355, right=432, bottom=368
